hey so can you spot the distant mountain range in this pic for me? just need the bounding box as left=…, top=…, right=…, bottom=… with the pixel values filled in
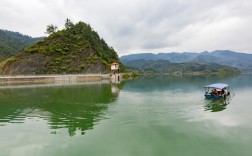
left=0, top=27, right=250, bottom=75
left=122, top=59, right=240, bottom=75
left=120, top=50, right=252, bottom=73
left=0, top=29, right=43, bottom=60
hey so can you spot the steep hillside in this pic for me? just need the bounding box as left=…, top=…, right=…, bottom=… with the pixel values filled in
left=123, top=59, right=241, bottom=75
left=0, top=21, right=124, bottom=75
left=0, top=29, right=43, bottom=60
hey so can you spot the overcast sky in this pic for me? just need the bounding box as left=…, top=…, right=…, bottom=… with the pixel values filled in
left=1, top=0, right=252, bottom=56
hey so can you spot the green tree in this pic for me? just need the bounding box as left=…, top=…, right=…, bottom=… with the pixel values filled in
left=65, top=18, right=74, bottom=29
left=45, top=24, right=58, bottom=34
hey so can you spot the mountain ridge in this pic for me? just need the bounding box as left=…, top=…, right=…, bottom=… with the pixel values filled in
left=123, top=59, right=240, bottom=75
left=120, top=50, right=252, bottom=72
left=0, top=29, right=43, bottom=60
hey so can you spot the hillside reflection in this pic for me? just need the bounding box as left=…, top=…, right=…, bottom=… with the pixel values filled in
left=0, top=82, right=122, bottom=136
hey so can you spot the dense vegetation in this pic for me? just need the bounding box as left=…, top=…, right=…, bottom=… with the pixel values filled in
left=0, top=21, right=124, bottom=74
left=123, top=59, right=241, bottom=75
left=0, top=29, right=43, bottom=60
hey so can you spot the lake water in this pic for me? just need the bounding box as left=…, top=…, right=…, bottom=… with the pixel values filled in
left=0, top=74, right=252, bottom=156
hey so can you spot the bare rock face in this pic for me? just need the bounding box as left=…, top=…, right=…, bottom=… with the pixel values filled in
left=0, top=21, right=124, bottom=75
left=1, top=53, right=47, bottom=74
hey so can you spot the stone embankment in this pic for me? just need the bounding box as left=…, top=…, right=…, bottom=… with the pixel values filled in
left=0, top=74, right=110, bottom=84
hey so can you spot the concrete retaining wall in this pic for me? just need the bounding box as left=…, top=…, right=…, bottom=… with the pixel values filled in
left=0, top=74, right=110, bottom=84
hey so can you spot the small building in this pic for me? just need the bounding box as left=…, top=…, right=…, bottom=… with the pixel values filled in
left=110, top=62, right=120, bottom=81
left=110, top=62, right=120, bottom=71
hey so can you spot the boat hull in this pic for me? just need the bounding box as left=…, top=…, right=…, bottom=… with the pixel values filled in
left=205, top=93, right=221, bottom=99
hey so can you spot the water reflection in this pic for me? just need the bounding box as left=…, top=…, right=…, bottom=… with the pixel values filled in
left=123, top=74, right=240, bottom=93
left=0, top=82, right=122, bottom=136
left=205, top=99, right=228, bottom=112
left=204, top=94, right=234, bottom=112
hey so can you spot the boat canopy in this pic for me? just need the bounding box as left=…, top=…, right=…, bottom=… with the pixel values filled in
left=204, top=83, right=229, bottom=89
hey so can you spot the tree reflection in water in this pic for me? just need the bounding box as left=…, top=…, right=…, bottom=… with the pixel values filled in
left=0, top=82, right=123, bottom=136
left=204, top=93, right=234, bottom=112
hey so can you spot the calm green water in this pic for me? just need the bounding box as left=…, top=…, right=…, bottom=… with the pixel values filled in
left=0, top=75, right=252, bottom=156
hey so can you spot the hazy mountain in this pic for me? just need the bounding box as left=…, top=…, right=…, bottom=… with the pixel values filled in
left=120, top=52, right=199, bottom=63
left=193, top=50, right=252, bottom=72
left=0, top=29, right=43, bottom=60
left=121, top=50, right=252, bottom=72
left=123, top=59, right=240, bottom=74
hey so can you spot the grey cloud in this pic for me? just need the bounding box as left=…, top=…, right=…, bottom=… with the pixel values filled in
left=0, top=0, right=252, bottom=55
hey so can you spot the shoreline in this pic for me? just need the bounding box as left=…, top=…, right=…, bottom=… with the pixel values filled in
left=0, top=74, right=111, bottom=85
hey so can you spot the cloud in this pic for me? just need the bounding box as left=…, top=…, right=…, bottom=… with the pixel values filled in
left=0, top=0, right=252, bottom=55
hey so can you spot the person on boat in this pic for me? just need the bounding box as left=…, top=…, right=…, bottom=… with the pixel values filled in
left=213, top=89, right=219, bottom=96
left=210, top=89, right=214, bottom=95
left=221, top=88, right=225, bottom=95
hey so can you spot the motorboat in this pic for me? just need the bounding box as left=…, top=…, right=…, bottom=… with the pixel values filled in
left=204, top=83, right=230, bottom=99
